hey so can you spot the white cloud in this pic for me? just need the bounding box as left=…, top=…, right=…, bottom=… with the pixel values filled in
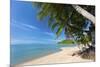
left=44, top=32, right=55, bottom=37
left=43, top=38, right=64, bottom=43
left=49, top=39, right=64, bottom=42
left=11, top=36, right=65, bottom=45
left=11, top=39, right=53, bottom=45
left=11, top=20, right=39, bottom=31
left=11, top=22, right=32, bottom=31
left=20, top=23, right=39, bottom=30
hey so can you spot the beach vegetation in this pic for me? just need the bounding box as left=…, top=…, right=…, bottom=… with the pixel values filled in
left=33, top=2, right=95, bottom=60
left=58, top=39, right=74, bottom=44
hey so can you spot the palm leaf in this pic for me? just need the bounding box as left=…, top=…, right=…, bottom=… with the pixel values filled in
left=51, top=23, right=59, bottom=31
left=56, top=25, right=64, bottom=37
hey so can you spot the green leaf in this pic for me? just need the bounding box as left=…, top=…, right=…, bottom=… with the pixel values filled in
left=48, top=16, right=54, bottom=27
left=56, top=25, right=64, bottom=37
left=37, top=11, right=44, bottom=20
left=51, top=23, right=59, bottom=31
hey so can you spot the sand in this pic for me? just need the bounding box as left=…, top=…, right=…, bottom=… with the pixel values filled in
left=14, top=47, right=93, bottom=67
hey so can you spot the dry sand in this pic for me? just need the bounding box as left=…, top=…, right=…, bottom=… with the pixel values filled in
left=14, top=47, right=93, bottom=67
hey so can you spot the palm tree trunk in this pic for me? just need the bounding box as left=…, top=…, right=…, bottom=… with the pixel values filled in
left=72, top=5, right=95, bottom=25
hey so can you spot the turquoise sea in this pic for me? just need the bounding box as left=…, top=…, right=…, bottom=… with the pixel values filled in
left=10, top=43, right=75, bottom=65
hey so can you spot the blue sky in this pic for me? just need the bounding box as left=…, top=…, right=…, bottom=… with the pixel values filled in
left=11, top=0, right=65, bottom=44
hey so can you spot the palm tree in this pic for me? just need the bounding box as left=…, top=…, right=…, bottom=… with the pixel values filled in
left=72, top=5, right=95, bottom=24
left=33, top=2, right=95, bottom=59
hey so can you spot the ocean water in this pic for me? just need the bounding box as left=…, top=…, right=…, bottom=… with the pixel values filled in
left=10, top=43, right=75, bottom=65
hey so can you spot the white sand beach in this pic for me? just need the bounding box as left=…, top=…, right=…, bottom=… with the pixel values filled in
left=14, top=47, right=93, bottom=67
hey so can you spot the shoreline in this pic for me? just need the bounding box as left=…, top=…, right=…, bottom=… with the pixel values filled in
left=13, top=46, right=93, bottom=67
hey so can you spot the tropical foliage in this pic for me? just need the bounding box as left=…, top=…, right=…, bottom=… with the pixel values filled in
left=58, top=39, right=74, bottom=44
left=33, top=2, right=95, bottom=59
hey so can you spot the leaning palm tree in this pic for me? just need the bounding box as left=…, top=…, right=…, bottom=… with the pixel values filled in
left=72, top=5, right=95, bottom=24
left=33, top=2, right=95, bottom=60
